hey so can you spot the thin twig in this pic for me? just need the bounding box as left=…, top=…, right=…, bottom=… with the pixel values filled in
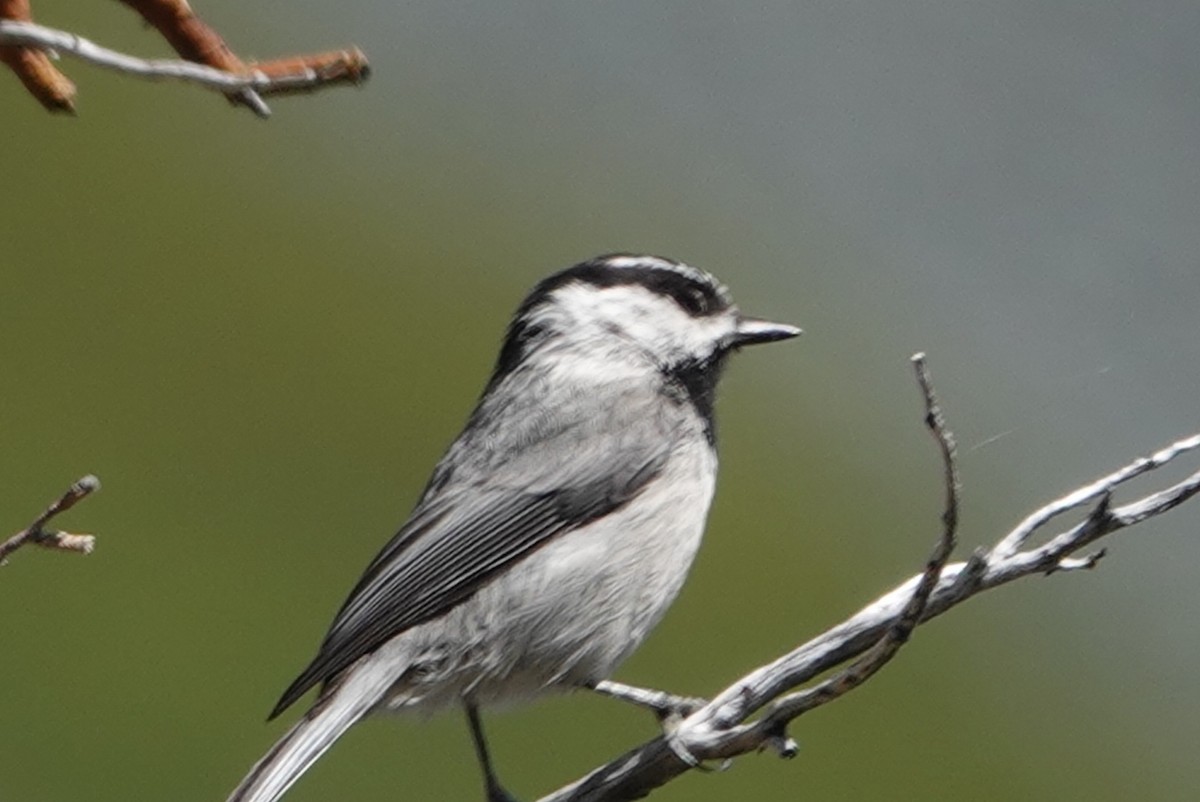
left=991, top=432, right=1200, bottom=560
left=0, top=0, right=75, bottom=111
left=0, top=21, right=367, bottom=101
left=114, top=0, right=268, bottom=116
left=0, top=476, right=101, bottom=565
left=743, top=354, right=959, bottom=744
left=0, top=1, right=369, bottom=116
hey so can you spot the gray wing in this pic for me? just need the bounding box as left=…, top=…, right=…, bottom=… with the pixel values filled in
left=270, top=386, right=684, bottom=718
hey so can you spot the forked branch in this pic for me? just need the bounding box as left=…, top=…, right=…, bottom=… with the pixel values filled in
left=0, top=475, right=101, bottom=565
left=0, top=1, right=368, bottom=116
left=536, top=355, right=1200, bottom=802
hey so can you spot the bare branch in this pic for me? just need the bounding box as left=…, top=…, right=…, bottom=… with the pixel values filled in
left=741, top=353, right=959, bottom=746
left=536, top=358, right=1200, bottom=802
left=992, top=433, right=1200, bottom=560
left=1, top=2, right=369, bottom=116
left=0, top=476, right=101, bottom=565
left=114, top=0, right=269, bottom=115
left=0, top=0, right=75, bottom=111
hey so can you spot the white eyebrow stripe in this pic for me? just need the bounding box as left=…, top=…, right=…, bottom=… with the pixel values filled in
left=594, top=255, right=733, bottom=305
left=599, top=255, right=687, bottom=272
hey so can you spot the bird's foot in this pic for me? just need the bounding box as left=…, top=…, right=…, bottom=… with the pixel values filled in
left=486, top=779, right=520, bottom=802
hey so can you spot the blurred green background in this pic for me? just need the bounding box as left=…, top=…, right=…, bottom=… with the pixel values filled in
left=4, top=2, right=1200, bottom=801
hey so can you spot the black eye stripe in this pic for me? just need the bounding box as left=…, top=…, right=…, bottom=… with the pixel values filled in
left=676, top=285, right=711, bottom=315
left=593, top=269, right=721, bottom=316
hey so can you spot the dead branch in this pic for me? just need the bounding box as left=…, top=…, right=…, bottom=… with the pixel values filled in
left=0, top=1, right=368, bottom=116
left=536, top=356, right=1200, bottom=802
left=0, top=476, right=101, bottom=565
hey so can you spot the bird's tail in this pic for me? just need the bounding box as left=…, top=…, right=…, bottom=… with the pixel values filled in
left=226, top=666, right=395, bottom=802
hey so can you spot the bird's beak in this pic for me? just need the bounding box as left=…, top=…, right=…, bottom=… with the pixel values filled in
left=729, top=317, right=802, bottom=347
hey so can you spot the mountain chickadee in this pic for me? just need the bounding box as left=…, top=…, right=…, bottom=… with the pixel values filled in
left=227, top=254, right=800, bottom=802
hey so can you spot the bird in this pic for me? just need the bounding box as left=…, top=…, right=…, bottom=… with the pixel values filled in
left=226, top=253, right=800, bottom=802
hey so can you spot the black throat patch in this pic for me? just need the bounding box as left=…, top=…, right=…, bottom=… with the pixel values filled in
left=664, top=354, right=726, bottom=446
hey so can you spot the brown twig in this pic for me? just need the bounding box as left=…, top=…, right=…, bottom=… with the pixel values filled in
left=116, top=0, right=268, bottom=114
left=0, top=476, right=101, bottom=565
left=0, top=1, right=369, bottom=116
left=0, top=0, right=76, bottom=112
left=248, top=49, right=371, bottom=97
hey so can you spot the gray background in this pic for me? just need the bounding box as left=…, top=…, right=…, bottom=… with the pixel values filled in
left=3, top=2, right=1199, bottom=800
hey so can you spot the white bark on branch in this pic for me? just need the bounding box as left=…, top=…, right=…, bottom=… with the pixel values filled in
left=0, top=20, right=366, bottom=114
left=534, top=358, right=1200, bottom=802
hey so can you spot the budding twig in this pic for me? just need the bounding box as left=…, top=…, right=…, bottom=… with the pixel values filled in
left=0, top=476, right=101, bottom=566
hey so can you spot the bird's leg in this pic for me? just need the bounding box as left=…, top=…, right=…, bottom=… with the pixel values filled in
left=586, top=680, right=708, bottom=731
left=465, top=703, right=520, bottom=802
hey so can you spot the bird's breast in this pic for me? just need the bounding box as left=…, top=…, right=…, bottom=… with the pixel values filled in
left=489, top=443, right=718, bottom=686
left=378, top=444, right=718, bottom=712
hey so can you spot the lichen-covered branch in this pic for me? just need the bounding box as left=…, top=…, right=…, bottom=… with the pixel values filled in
left=0, top=1, right=368, bottom=116
left=0, top=476, right=101, bottom=565
left=536, top=358, right=1200, bottom=802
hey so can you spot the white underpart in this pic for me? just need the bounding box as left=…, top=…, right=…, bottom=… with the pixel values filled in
left=226, top=257, right=740, bottom=802
left=368, top=440, right=718, bottom=712
left=227, top=419, right=720, bottom=802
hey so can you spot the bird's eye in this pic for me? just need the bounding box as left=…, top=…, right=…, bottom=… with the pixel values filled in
left=676, top=286, right=709, bottom=315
